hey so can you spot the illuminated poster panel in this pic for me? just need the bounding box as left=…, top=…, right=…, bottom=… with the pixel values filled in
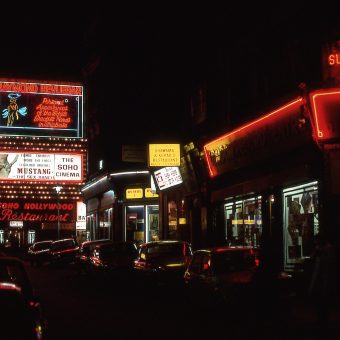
left=148, top=144, right=181, bottom=167
left=0, top=152, right=82, bottom=182
left=0, top=80, right=83, bottom=138
left=154, top=167, right=183, bottom=190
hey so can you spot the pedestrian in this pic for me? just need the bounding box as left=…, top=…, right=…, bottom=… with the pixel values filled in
left=307, top=231, right=337, bottom=333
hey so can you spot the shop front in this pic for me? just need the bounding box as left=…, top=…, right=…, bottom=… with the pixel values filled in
left=0, top=199, right=78, bottom=249
left=82, top=170, right=159, bottom=244
left=203, top=88, right=340, bottom=272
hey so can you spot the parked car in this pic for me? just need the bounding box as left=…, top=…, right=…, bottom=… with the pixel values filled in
left=0, top=256, right=47, bottom=339
left=134, top=240, right=193, bottom=285
left=27, top=240, right=53, bottom=266
left=76, top=239, right=111, bottom=274
left=49, top=238, right=79, bottom=265
left=184, top=246, right=292, bottom=306
left=89, top=241, right=138, bottom=274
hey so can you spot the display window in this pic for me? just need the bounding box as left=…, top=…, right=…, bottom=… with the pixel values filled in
left=283, top=181, right=319, bottom=271
left=224, top=196, right=262, bottom=248
left=146, top=205, right=159, bottom=242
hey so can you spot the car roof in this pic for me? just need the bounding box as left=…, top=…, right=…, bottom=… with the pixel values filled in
left=52, top=238, right=75, bottom=244
left=140, top=240, right=188, bottom=247
left=81, top=239, right=111, bottom=246
left=33, top=240, right=53, bottom=245
left=94, top=241, right=136, bottom=249
left=194, top=246, right=255, bottom=254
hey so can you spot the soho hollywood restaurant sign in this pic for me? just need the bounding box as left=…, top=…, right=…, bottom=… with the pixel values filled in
left=0, top=201, right=75, bottom=222
left=0, top=152, right=82, bottom=182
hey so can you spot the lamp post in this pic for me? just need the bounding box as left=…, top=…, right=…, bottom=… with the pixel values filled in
left=54, top=186, right=62, bottom=240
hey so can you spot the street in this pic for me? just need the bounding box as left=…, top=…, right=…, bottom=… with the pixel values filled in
left=19, top=258, right=340, bottom=340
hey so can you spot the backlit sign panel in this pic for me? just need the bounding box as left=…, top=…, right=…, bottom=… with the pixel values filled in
left=148, top=144, right=181, bottom=167
left=0, top=201, right=75, bottom=223
left=154, top=167, right=183, bottom=190
left=126, top=188, right=143, bottom=199
left=0, top=80, right=83, bottom=138
left=0, top=152, right=83, bottom=182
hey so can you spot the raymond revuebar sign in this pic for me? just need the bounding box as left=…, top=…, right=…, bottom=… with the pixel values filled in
left=0, top=152, right=83, bottom=182
left=148, top=144, right=181, bottom=167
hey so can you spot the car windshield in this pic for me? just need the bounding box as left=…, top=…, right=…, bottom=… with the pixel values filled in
left=147, top=243, right=183, bottom=258
left=98, top=243, right=136, bottom=259
left=51, top=240, right=75, bottom=251
left=212, top=250, right=255, bottom=274
left=34, top=242, right=52, bottom=251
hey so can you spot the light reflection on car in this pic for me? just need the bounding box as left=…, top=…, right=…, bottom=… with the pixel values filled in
left=134, top=240, right=193, bottom=285
left=27, top=240, right=53, bottom=267
left=184, top=247, right=259, bottom=305
left=0, top=256, right=47, bottom=339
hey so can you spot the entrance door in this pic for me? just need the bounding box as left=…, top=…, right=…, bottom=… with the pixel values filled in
left=125, top=205, right=145, bottom=244
left=146, top=205, right=159, bottom=242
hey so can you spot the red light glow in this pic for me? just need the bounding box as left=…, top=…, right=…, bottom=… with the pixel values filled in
left=310, top=88, right=340, bottom=141
left=204, top=98, right=303, bottom=177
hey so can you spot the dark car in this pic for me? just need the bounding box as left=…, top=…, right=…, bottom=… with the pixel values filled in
left=184, top=246, right=293, bottom=306
left=89, top=241, right=138, bottom=274
left=76, top=239, right=111, bottom=274
left=27, top=240, right=53, bottom=266
left=184, top=246, right=258, bottom=305
left=0, top=256, right=47, bottom=339
left=49, top=238, right=79, bottom=265
left=134, top=240, right=193, bottom=285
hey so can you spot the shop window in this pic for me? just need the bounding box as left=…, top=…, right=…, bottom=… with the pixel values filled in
left=168, top=200, right=177, bottom=239
left=224, top=196, right=262, bottom=248
left=283, top=181, right=319, bottom=271
left=147, top=205, right=159, bottom=242
left=126, top=206, right=144, bottom=244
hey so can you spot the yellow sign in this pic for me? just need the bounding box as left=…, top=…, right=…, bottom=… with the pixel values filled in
left=179, top=218, right=187, bottom=225
left=126, top=188, right=143, bottom=199
left=148, top=144, right=181, bottom=167
left=145, top=188, right=159, bottom=198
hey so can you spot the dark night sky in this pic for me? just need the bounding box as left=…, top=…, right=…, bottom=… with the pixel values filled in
left=1, top=3, right=340, bottom=170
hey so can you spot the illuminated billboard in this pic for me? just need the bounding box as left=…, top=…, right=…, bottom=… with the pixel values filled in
left=148, top=144, right=181, bottom=167
left=0, top=152, right=83, bottom=182
left=153, top=167, right=183, bottom=190
left=0, top=80, right=83, bottom=138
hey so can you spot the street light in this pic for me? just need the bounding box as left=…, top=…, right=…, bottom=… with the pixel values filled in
left=54, top=186, right=62, bottom=240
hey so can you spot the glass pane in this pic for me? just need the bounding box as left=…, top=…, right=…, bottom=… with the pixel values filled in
left=283, top=181, right=319, bottom=271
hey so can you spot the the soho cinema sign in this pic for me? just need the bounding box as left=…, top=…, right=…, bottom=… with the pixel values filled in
left=0, top=152, right=83, bottom=182
left=0, top=201, right=75, bottom=222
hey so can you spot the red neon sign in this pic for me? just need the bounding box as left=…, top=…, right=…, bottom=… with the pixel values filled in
left=204, top=98, right=306, bottom=177
left=310, top=88, right=340, bottom=141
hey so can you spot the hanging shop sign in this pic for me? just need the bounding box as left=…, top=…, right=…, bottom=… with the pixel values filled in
left=0, top=152, right=83, bottom=182
left=126, top=188, right=143, bottom=199
left=148, top=144, right=181, bottom=167
left=0, top=201, right=76, bottom=222
left=203, top=98, right=313, bottom=177
left=153, top=167, right=183, bottom=191
left=0, top=79, right=83, bottom=138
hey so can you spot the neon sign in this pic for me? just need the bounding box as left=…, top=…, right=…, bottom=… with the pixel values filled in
left=203, top=98, right=314, bottom=177
left=310, top=88, right=340, bottom=141
left=0, top=200, right=75, bottom=222
left=0, top=80, right=83, bottom=138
